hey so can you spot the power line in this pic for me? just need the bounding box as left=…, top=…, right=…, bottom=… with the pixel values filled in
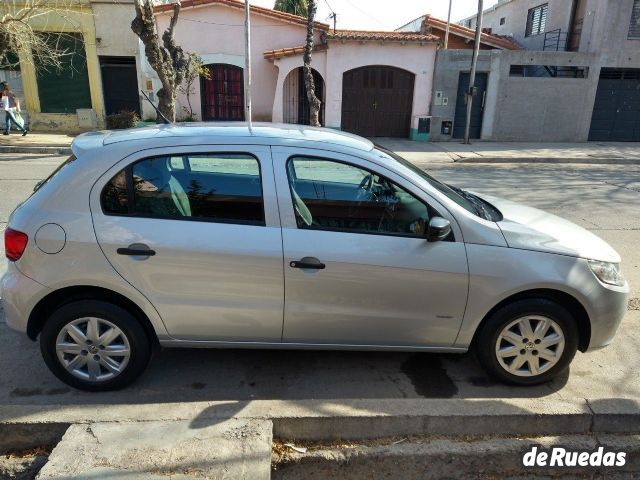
left=341, top=0, right=388, bottom=29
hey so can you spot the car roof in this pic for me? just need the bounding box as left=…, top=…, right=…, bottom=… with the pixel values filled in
left=72, top=122, right=375, bottom=155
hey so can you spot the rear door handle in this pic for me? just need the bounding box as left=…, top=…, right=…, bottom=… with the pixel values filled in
left=117, top=244, right=156, bottom=256
left=289, top=256, right=325, bottom=270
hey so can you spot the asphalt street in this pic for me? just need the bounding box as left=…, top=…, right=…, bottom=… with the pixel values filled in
left=0, top=153, right=638, bottom=406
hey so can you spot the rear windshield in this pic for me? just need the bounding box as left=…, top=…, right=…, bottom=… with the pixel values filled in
left=33, top=154, right=77, bottom=193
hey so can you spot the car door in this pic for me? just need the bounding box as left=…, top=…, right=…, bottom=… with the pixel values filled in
left=271, top=147, right=469, bottom=348
left=90, top=145, right=284, bottom=342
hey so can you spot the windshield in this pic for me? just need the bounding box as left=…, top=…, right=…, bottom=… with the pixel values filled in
left=373, top=146, right=501, bottom=221
left=33, top=154, right=77, bottom=193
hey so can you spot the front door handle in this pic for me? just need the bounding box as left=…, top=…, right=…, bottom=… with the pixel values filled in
left=117, top=243, right=156, bottom=256
left=290, top=256, right=325, bottom=270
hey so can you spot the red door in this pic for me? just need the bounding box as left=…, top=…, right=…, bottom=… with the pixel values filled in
left=201, top=64, right=245, bottom=121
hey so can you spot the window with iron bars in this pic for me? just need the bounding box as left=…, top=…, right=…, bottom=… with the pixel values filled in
left=629, top=0, right=640, bottom=39
left=526, top=3, right=548, bottom=37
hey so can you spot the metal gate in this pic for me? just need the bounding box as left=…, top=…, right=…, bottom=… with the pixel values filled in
left=453, top=72, right=488, bottom=139
left=200, top=64, right=245, bottom=121
left=283, top=67, right=324, bottom=125
left=341, top=66, right=414, bottom=137
left=589, top=68, right=640, bottom=141
left=99, top=56, right=140, bottom=116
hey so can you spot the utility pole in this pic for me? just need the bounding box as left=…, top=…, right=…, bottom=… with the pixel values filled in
left=444, top=0, right=453, bottom=49
left=329, top=12, right=337, bottom=33
left=244, top=0, right=252, bottom=129
left=463, top=0, right=483, bottom=144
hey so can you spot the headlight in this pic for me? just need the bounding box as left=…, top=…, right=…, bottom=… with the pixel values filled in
left=588, top=260, right=625, bottom=286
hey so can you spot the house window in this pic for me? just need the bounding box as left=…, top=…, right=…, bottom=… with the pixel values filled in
left=629, top=0, right=640, bottom=39
left=500, top=17, right=506, bottom=25
left=526, top=3, right=548, bottom=36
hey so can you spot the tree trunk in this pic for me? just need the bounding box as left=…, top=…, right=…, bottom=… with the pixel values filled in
left=303, top=0, right=321, bottom=127
left=132, top=0, right=188, bottom=123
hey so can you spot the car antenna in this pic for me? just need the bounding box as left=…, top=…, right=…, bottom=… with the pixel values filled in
left=140, top=90, right=172, bottom=125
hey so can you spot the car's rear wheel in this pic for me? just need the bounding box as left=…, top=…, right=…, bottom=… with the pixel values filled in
left=475, top=298, right=579, bottom=385
left=40, top=300, right=151, bottom=391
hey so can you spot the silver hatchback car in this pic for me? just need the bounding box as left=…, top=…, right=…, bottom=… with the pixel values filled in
left=1, top=124, right=629, bottom=390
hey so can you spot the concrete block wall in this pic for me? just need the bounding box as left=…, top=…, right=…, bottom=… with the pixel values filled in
left=431, top=49, right=599, bottom=142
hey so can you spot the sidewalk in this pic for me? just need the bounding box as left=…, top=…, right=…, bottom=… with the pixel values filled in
left=375, top=138, right=640, bottom=164
left=0, top=132, right=75, bottom=154
left=2, top=131, right=640, bottom=164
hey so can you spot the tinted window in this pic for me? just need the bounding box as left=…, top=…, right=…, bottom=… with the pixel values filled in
left=101, top=170, right=128, bottom=214
left=101, top=153, right=264, bottom=225
left=287, top=157, right=436, bottom=238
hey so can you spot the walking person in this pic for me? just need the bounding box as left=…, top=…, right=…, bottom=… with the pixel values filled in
left=2, top=82, right=28, bottom=136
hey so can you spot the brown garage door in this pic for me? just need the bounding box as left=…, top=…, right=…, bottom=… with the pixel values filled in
left=341, top=66, right=415, bottom=138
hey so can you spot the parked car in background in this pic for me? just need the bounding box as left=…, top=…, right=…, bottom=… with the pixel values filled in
left=1, top=124, right=629, bottom=390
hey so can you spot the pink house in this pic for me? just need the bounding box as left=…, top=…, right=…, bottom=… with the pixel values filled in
left=155, top=0, right=439, bottom=140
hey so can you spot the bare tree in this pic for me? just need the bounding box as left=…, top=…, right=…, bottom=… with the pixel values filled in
left=178, top=52, right=210, bottom=121
left=303, top=0, right=321, bottom=127
left=131, top=0, right=189, bottom=122
left=0, top=1, right=83, bottom=72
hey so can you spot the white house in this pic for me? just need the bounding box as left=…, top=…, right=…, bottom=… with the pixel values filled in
left=155, top=0, right=439, bottom=140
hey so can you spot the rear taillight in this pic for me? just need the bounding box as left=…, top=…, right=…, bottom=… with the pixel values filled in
left=5, top=228, right=28, bottom=261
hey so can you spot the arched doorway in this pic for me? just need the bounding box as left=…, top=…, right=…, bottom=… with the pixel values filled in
left=341, top=66, right=415, bottom=137
left=282, top=67, right=325, bottom=125
left=200, top=64, right=244, bottom=121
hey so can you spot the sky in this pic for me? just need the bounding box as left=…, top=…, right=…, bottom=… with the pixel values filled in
left=250, top=0, right=500, bottom=31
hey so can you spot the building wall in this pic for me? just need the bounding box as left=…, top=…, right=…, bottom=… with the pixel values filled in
left=155, top=4, right=324, bottom=122
left=462, top=0, right=573, bottom=50
left=578, top=0, right=640, bottom=67
left=431, top=49, right=599, bottom=142
left=429, top=50, right=493, bottom=141
left=488, top=50, right=599, bottom=141
left=91, top=0, right=155, bottom=121
left=15, top=1, right=105, bottom=131
left=323, top=41, right=437, bottom=136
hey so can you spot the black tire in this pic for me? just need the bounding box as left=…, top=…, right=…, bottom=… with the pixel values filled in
left=40, top=300, right=151, bottom=391
left=475, top=298, right=579, bottom=385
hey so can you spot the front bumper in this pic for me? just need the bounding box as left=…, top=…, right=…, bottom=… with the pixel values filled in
left=0, top=262, right=48, bottom=334
left=584, top=276, right=629, bottom=351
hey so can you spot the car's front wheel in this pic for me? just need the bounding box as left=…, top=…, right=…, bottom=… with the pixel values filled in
left=475, top=298, right=579, bottom=385
left=40, top=300, right=151, bottom=391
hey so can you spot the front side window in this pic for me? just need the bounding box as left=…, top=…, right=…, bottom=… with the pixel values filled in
left=101, top=153, right=264, bottom=225
left=526, top=3, right=548, bottom=36
left=286, top=157, right=438, bottom=238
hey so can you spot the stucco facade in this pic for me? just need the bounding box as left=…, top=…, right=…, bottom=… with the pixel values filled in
left=155, top=3, right=325, bottom=123
left=155, top=0, right=438, bottom=139
left=7, top=1, right=105, bottom=131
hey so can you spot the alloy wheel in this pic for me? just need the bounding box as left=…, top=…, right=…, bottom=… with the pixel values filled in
left=55, top=317, right=131, bottom=382
left=495, top=315, right=565, bottom=377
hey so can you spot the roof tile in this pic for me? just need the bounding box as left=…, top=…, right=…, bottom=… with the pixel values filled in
left=154, top=0, right=329, bottom=29
left=323, top=29, right=439, bottom=43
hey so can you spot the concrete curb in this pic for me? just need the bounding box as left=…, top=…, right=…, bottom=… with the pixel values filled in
left=1, top=398, right=638, bottom=447
left=454, top=156, right=640, bottom=164
left=0, top=146, right=72, bottom=155
left=273, top=434, right=640, bottom=479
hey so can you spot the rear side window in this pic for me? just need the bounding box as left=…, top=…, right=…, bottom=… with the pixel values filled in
left=33, top=154, right=77, bottom=193
left=101, top=153, right=264, bottom=225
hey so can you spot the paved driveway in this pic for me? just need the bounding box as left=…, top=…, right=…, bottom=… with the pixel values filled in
left=0, top=154, right=638, bottom=407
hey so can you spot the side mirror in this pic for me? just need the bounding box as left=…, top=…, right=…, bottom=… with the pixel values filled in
left=426, top=217, right=451, bottom=242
